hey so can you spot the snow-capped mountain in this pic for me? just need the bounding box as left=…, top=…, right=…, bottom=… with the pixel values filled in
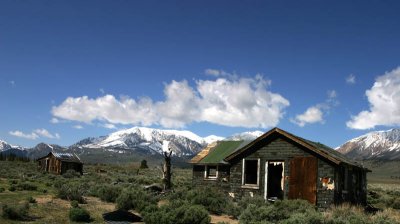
left=2, top=127, right=266, bottom=161
left=73, top=127, right=213, bottom=157
left=0, top=140, right=24, bottom=151
left=203, top=135, right=225, bottom=144
left=337, top=129, right=400, bottom=160
left=0, top=140, right=12, bottom=151
left=226, top=131, right=264, bottom=141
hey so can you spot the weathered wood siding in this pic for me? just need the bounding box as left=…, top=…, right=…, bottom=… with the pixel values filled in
left=38, top=155, right=83, bottom=175
left=192, top=165, right=230, bottom=191
left=229, top=137, right=336, bottom=207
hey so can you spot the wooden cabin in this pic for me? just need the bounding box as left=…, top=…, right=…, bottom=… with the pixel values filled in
left=37, top=152, right=83, bottom=175
left=191, top=127, right=370, bottom=209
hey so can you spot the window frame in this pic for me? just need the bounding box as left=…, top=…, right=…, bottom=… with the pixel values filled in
left=242, top=158, right=260, bottom=188
left=204, top=165, right=218, bottom=180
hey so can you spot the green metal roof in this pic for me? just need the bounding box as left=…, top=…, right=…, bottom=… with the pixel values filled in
left=198, top=141, right=246, bottom=164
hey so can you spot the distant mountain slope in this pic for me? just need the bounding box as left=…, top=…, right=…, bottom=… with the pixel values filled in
left=2, top=127, right=266, bottom=163
left=226, top=131, right=264, bottom=141
left=337, top=129, right=400, bottom=160
left=28, top=143, right=67, bottom=159
left=73, top=127, right=210, bottom=157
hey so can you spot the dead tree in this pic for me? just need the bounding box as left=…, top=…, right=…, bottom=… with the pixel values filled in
left=162, top=150, right=172, bottom=191
left=161, top=141, right=173, bottom=191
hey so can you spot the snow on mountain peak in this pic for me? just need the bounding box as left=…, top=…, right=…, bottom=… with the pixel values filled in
left=226, top=130, right=264, bottom=141
left=337, top=128, right=400, bottom=160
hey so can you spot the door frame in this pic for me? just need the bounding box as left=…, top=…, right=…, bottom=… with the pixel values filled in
left=264, top=161, right=285, bottom=200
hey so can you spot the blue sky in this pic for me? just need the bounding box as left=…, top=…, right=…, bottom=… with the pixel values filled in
left=1, top=0, right=400, bottom=148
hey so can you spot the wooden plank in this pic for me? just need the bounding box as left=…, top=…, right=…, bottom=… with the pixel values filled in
left=288, top=157, right=317, bottom=204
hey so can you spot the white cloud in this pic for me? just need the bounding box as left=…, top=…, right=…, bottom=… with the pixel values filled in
left=50, top=117, right=60, bottom=124
left=73, top=125, right=84, bottom=129
left=291, top=90, right=338, bottom=127
left=9, top=131, right=39, bottom=140
left=346, top=74, right=356, bottom=84
left=291, top=107, right=324, bottom=127
left=9, top=129, right=60, bottom=140
left=347, top=67, right=400, bottom=129
left=102, top=123, right=117, bottom=129
left=52, top=72, right=290, bottom=129
left=327, top=90, right=337, bottom=99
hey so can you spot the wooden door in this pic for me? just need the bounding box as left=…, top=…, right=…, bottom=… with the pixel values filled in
left=288, top=157, right=317, bottom=204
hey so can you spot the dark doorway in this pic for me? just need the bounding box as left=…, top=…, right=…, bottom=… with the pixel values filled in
left=266, top=162, right=284, bottom=200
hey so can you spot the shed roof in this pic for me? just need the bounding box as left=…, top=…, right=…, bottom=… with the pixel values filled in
left=224, top=127, right=368, bottom=169
left=190, top=141, right=249, bottom=164
left=37, top=152, right=83, bottom=164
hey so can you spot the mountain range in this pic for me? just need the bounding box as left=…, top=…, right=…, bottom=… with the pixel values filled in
left=0, top=127, right=262, bottom=162
left=3, top=127, right=400, bottom=163
left=336, top=128, right=400, bottom=160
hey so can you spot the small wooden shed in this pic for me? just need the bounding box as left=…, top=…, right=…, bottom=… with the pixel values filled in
left=191, top=127, right=370, bottom=209
left=37, top=152, right=83, bottom=175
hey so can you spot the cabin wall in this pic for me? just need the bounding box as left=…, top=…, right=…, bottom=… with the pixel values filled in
left=229, top=137, right=337, bottom=207
left=317, top=159, right=335, bottom=209
left=38, top=155, right=83, bottom=175
left=192, top=165, right=230, bottom=191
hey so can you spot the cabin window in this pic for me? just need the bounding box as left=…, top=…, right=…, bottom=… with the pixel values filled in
left=242, top=159, right=260, bottom=186
left=205, top=165, right=218, bottom=179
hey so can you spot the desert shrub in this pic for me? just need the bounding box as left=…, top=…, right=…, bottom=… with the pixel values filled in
left=96, top=184, right=122, bottom=202
left=140, top=159, right=148, bottom=169
left=239, top=204, right=273, bottom=224
left=16, top=182, right=37, bottom=191
left=9, top=179, right=18, bottom=185
left=116, top=187, right=157, bottom=212
left=57, top=183, right=86, bottom=203
left=63, top=169, right=81, bottom=178
left=227, top=195, right=267, bottom=218
left=71, top=200, right=79, bottom=208
left=371, top=209, right=400, bottom=224
left=324, top=204, right=369, bottom=224
left=69, top=207, right=91, bottom=222
left=280, top=210, right=324, bottom=224
left=8, top=185, right=16, bottom=191
left=392, top=198, right=400, bottom=209
left=239, top=199, right=317, bottom=224
left=187, top=187, right=228, bottom=215
left=27, top=196, right=37, bottom=203
left=0, top=187, right=5, bottom=193
left=142, top=202, right=210, bottom=224
left=2, top=203, right=29, bottom=220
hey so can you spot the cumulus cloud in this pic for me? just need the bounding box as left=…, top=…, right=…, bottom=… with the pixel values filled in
left=291, top=107, right=324, bottom=127
left=9, top=129, right=60, bottom=140
left=291, top=90, right=338, bottom=127
left=52, top=71, right=290, bottom=129
left=50, top=118, right=60, bottom=124
left=347, top=67, right=400, bottom=129
left=73, top=125, right=84, bottom=129
left=346, top=74, right=356, bottom=84
left=9, top=131, right=38, bottom=140
left=102, top=123, right=117, bottom=129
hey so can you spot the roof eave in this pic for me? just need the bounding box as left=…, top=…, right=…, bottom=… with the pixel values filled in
left=224, top=127, right=342, bottom=165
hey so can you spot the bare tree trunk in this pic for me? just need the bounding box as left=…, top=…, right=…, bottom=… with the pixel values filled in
left=162, top=150, right=172, bottom=191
